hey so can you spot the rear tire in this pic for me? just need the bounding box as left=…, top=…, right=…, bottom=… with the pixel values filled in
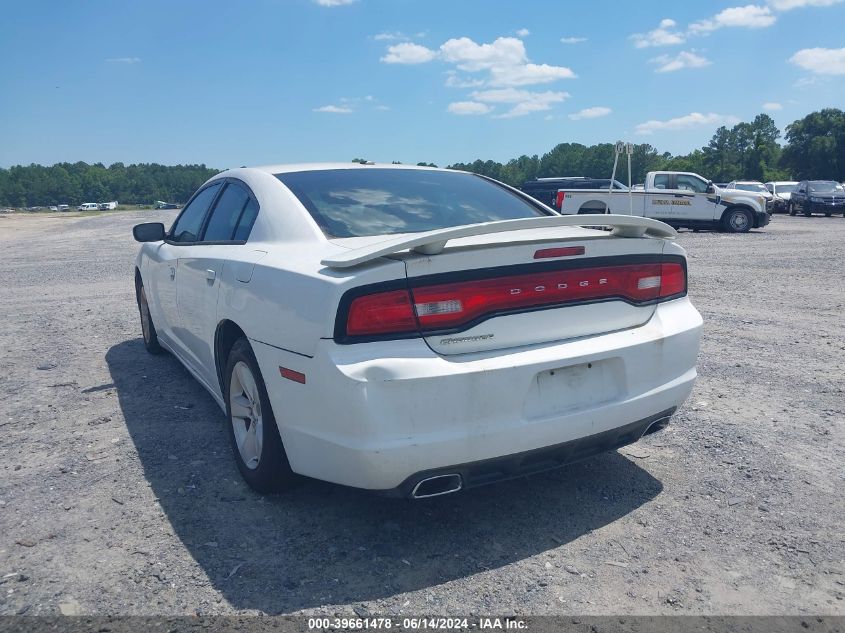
left=136, top=282, right=162, bottom=354
left=224, top=338, right=297, bottom=493
left=721, top=207, right=752, bottom=233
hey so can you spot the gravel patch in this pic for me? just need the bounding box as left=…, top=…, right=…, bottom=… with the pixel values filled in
left=0, top=211, right=842, bottom=616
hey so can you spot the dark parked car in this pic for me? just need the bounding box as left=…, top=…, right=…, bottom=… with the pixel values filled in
left=789, top=181, right=845, bottom=217
left=520, top=177, right=627, bottom=208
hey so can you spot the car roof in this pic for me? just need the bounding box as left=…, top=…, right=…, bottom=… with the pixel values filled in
left=249, top=162, right=451, bottom=175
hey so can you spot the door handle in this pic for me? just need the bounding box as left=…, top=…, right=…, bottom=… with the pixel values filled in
left=169, top=266, right=176, bottom=280
left=206, top=269, right=216, bottom=282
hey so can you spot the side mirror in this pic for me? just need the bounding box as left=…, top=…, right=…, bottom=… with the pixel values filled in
left=706, top=182, right=716, bottom=194
left=133, top=222, right=166, bottom=242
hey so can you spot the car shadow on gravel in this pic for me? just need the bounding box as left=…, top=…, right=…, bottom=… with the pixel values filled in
left=107, top=339, right=663, bottom=614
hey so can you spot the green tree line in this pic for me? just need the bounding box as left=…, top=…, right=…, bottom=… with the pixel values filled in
left=448, top=108, right=845, bottom=187
left=0, top=162, right=219, bottom=208
left=1, top=108, right=842, bottom=207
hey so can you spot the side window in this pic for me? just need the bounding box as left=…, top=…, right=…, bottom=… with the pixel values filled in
left=170, top=183, right=221, bottom=243
left=676, top=175, right=708, bottom=193
left=202, top=182, right=251, bottom=242
left=233, top=198, right=259, bottom=241
left=653, top=174, right=671, bottom=189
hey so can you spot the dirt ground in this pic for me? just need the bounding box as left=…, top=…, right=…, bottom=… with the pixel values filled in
left=0, top=210, right=843, bottom=617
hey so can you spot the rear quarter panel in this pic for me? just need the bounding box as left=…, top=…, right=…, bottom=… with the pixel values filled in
left=216, top=248, right=407, bottom=358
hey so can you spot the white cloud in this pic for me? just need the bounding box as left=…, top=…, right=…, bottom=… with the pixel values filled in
left=762, top=101, right=783, bottom=111
left=383, top=34, right=576, bottom=114
left=635, top=112, right=740, bottom=135
left=493, top=102, right=555, bottom=118
left=470, top=88, right=570, bottom=118
left=376, top=105, right=390, bottom=111
left=630, top=18, right=686, bottom=48
left=560, top=36, right=587, bottom=44
left=313, top=105, right=353, bottom=113
left=313, top=0, right=355, bottom=5
left=439, top=37, right=575, bottom=84
left=439, top=36, right=528, bottom=71
left=381, top=42, right=437, bottom=64
left=650, top=50, right=711, bottom=72
left=569, top=106, right=612, bottom=120
left=630, top=1, right=835, bottom=50
left=444, top=71, right=486, bottom=88
left=768, top=0, right=842, bottom=9
left=373, top=31, right=406, bottom=41
left=516, top=28, right=530, bottom=37
left=789, top=46, right=845, bottom=75
left=447, top=101, right=492, bottom=115
left=488, top=62, right=576, bottom=86
left=384, top=36, right=576, bottom=87
left=106, top=57, right=141, bottom=63
left=689, top=5, right=776, bottom=33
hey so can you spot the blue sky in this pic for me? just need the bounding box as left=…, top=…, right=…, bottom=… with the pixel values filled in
left=1, top=0, right=844, bottom=169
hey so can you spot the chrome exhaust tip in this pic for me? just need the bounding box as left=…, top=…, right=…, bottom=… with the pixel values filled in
left=410, top=474, right=463, bottom=499
left=642, top=415, right=671, bottom=437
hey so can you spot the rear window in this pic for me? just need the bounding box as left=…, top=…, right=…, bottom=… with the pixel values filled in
left=276, top=168, right=548, bottom=238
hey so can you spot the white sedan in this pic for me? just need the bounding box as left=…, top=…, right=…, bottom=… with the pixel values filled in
left=133, top=164, right=702, bottom=498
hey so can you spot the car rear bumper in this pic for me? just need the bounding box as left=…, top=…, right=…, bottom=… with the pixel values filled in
left=251, top=297, right=702, bottom=491
left=379, top=407, right=676, bottom=498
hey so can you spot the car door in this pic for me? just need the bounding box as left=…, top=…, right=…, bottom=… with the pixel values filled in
left=149, top=182, right=222, bottom=356
left=176, top=180, right=260, bottom=390
left=673, top=173, right=718, bottom=221
left=794, top=182, right=807, bottom=212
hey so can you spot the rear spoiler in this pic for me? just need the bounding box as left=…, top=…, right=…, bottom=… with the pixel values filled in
left=321, top=214, right=677, bottom=269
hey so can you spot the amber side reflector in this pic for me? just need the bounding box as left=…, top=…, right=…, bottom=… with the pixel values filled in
left=533, top=246, right=585, bottom=259
left=279, top=367, right=306, bottom=384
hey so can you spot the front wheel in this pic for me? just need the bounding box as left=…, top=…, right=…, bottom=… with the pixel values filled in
left=224, top=338, right=297, bottom=493
left=789, top=203, right=796, bottom=216
left=722, top=207, right=752, bottom=233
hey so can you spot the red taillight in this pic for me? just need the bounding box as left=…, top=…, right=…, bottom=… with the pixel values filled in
left=659, top=262, right=686, bottom=296
left=343, top=261, right=686, bottom=338
left=346, top=289, right=417, bottom=337
left=555, top=191, right=566, bottom=208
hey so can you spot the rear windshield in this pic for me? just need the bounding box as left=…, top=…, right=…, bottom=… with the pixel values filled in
left=276, top=168, right=548, bottom=238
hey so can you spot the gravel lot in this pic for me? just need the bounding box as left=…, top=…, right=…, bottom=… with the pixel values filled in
left=0, top=210, right=843, bottom=617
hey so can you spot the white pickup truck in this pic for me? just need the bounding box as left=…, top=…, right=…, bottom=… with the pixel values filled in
left=556, top=171, right=770, bottom=233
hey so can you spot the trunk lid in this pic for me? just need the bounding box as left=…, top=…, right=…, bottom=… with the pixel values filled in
left=393, top=227, right=669, bottom=355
